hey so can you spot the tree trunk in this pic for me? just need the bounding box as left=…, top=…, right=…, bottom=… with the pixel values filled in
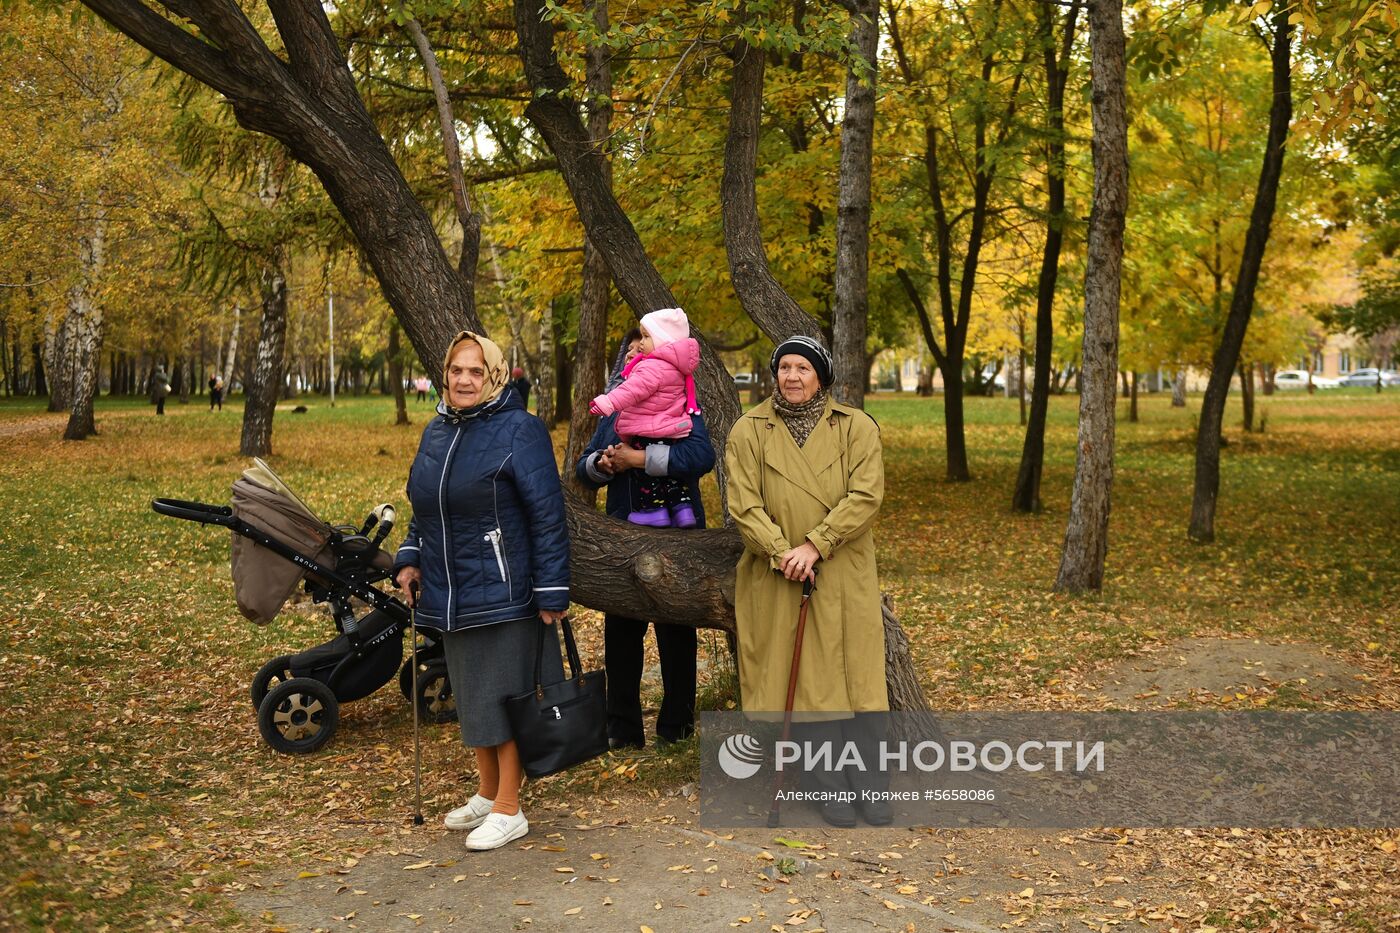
left=1240, top=363, right=1255, bottom=432
left=239, top=261, right=288, bottom=458
left=895, top=267, right=970, bottom=481
left=1014, top=0, right=1081, bottom=513
left=0, top=315, right=10, bottom=397
left=536, top=300, right=556, bottom=425
left=564, top=498, right=930, bottom=715
left=1172, top=369, right=1187, bottom=406
left=830, top=0, right=878, bottom=408
left=939, top=354, right=972, bottom=480
left=64, top=199, right=107, bottom=441
left=1129, top=370, right=1138, bottom=423
left=9, top=321, right=23, bottom=396
left=388, top=319, right=409, bottom=426
left=1188, top=12, right=1291, bottom=542
left=223, top=303, right=241, bottom=392
left=46, top=307, right=73, bottom=412
left=1055, top=0, right=1128, bottom=593
left=555, top=326, right=572, bottom=424
left=721, top=39, right=823, bottom=346
left=30, top=279, right=47, bottom=397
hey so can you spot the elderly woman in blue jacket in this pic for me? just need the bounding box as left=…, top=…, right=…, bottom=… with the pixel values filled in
left=394, top=331, right=569, bottom=852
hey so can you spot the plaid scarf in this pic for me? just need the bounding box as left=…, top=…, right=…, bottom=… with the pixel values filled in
left=771, top=386, right=828, bottom=448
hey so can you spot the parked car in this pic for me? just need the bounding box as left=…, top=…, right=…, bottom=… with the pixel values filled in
left=1273, top=369, right=1340, bottom=390
left=1337, top=368, right=1400, bottom=387
left=733, top=372, right=757, bottom=387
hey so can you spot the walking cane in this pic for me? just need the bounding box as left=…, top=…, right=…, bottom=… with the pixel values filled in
left=409, top=583, right=424, bottom=826
left=767, top=568, right=817, bottom=828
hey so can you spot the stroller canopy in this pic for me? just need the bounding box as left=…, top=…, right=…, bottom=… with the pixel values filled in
left=230, top=459, right=334, bottom=625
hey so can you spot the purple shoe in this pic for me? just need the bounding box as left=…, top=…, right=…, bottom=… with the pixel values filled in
left=669, top=503, right=697, bottom=528
left=628, top=507, right=672, bottom=527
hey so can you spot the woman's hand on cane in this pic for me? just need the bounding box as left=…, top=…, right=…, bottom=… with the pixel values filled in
left=540, top=608, right=567, bottom=626
left=777, top=542, right=821, bottom=582
left=396, top=566, right=422, bottom=607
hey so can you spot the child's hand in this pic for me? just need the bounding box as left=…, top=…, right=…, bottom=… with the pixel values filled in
left=588, top=399, right=604, bottom=416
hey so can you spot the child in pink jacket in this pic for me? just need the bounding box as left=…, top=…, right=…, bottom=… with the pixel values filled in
left=589, top=307, right=702, bottom=527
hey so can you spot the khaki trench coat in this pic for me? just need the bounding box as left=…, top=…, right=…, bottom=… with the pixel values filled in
left=724, top=396, right=888, bottom=717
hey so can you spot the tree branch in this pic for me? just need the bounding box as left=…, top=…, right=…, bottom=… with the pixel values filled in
left=79, top=0, right=249, bottom=99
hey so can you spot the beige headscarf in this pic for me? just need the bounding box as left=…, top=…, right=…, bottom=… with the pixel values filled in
left=441, top=330, right=510, bottom=408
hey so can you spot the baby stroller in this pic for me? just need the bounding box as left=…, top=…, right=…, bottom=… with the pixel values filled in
left=152, top=459, right=456, bottom=754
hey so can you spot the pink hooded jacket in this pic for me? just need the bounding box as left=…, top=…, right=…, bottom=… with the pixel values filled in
left=590, top=337, right=701, bottom=440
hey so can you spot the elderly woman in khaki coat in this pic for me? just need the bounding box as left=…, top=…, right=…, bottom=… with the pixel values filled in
left=724, top=336, right=891, bottom=827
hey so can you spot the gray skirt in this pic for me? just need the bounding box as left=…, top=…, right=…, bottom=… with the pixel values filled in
left=441, top=617, right=565, bottom=747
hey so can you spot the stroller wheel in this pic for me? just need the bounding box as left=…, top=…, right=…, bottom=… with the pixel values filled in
left=250, top=655, right=295, bottom=711
left=258, top=677, right=339, bottom=754
left=399, top=637, right=444, bottom=702
left=398, top=656, right=417, bottom=702
left=414, top=660, right=457, bottom=725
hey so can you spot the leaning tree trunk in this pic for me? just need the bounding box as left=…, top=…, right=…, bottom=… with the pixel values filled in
left=720, top=38, right=822, bottom=346
left=64, top=198, right=108, bottom=441
left=1188, top=11, right=1291, bottom=542
left=404, top=15, right=481, bottom=303
left=563, top=0, right=614, bottom=501
left=1055, top=0, right=1128, bottom=593
left=830, top=0, right=878, bottom=408
left=81, top=0, right=481, bottom=373
left=239, top=261, right=288, bottom=457
left=513, top=0, right=740, bottom=478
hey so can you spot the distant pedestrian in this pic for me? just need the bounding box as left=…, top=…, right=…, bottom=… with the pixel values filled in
left=208, top=375, right=224, bottom=411
left=152, top=367, right=172, bottom=416
left=510, top=368, right=531, bottom=410
left=415, top=376, right=429, bottom=403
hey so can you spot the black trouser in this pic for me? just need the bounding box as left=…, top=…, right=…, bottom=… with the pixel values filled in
left=604, top=614, right=696, bottom=745
left=156, top=397, right=166, bottom=415
left=795, top=712, right=891, bottom=796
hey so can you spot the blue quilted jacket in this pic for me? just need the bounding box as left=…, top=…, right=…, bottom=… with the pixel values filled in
left=393, top=388, right=569, bottom=631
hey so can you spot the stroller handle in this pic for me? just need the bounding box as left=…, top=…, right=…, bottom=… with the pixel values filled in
left=151, top=498, right=236, bottom=527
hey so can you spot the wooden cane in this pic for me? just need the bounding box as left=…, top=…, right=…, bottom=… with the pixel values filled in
left=767, top=569, right=817, bottom=828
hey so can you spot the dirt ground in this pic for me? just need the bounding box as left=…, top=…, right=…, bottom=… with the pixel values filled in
left=234, top=638, right=1399, bottom=933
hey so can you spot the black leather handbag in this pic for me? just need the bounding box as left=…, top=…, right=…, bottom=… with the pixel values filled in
left=504, top=618, right=609, bottom=779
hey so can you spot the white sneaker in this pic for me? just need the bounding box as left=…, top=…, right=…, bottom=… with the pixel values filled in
left=443, top=794, right=494, bottom=831
left=464, top=810, right=528, bottom=850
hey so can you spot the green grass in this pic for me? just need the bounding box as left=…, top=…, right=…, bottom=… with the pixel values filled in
left=0, top=387, right=1396, bottom=929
